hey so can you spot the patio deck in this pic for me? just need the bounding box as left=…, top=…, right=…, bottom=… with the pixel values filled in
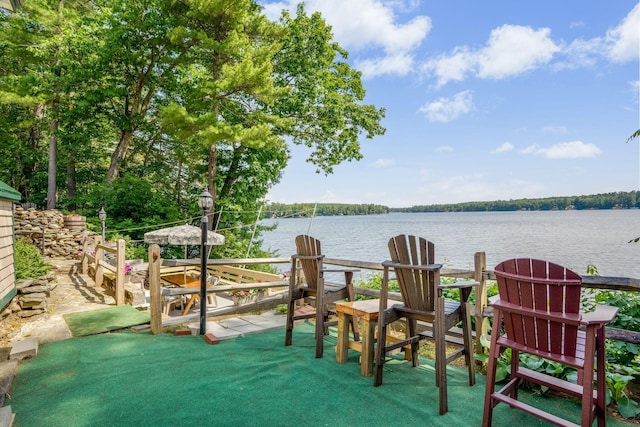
left=5, top=322, right=633, bottom=427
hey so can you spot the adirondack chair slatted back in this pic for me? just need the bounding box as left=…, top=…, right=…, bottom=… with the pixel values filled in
left=295, top=234, right=323, bottom=291
left=286, top=234, right=358, bottom=358
left=494, top=258, right=582, bottom=358
left=388, top=234, right=436, bottom=312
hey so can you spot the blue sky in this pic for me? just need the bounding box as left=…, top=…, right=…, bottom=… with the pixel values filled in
left=260, top=1, right=639, bottom=208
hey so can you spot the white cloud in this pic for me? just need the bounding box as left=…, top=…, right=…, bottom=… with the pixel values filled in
left=556, top=37, right=603, bottom=70
left=492, top=142, right=514, bottom=153
left=261, top=0, right=431, bottom=78
left=521, top=144, right=541, bottom=155
left=356, top=52, right=415, bottom=78
left=421, top=48, right=475, bottom=85
left=423, top=25, right=559, bottom=86
left=477, top=25, right=560, bottom=79
left=557, top=4, right=639, bottom=70
left=418, top=90, right=473, bottom=123
left=435, top=145, right=454, bottom=153
left=369, top=158, right=396, bottom=168
left=522, top=141, right=602, bottom=159
left=606, top=3, right=640, bottom=62
left=423, top=4, right=637, bottom=85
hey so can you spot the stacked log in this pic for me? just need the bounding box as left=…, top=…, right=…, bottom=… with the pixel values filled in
left=13, top=207, right=98, bottom=259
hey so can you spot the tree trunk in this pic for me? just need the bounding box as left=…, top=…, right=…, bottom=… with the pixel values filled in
left=208, top=144, right=217, bottom=231
left=46, top=104, right=58, bottom=210
left=106, top=130, right=133, bottom=183
left=67, top=152, right=77, bottom=210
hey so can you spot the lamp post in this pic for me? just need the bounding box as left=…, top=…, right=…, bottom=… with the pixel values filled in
left=98, top=207, right=106, bottom=242
left=197, top=190, right=213, bottom=335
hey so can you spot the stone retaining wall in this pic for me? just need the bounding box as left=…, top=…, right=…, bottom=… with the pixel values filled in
left=13, top=207, right=98, bottom=259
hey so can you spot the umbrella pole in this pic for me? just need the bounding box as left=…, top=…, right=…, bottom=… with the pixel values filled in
left=199, top=214, right=209, bottom=335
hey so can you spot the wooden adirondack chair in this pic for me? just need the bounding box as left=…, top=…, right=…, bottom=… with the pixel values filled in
left=483, top=258, right=618, bottom=427
left=374, top=234, right=477, bottom=415
left=284, top=235, right=359, bottom=358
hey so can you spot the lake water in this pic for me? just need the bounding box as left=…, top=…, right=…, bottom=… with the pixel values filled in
left=259, top=210, right=640, bottom=278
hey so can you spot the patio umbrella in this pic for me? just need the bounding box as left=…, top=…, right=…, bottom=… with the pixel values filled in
left=143, top=224, right=225, bottom=246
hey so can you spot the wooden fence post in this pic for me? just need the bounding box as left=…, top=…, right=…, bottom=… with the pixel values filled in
left=115, top=239, right=125, bottom=306
left=148, top=244, right=162, bottom=334
left=81, top=232, right=89, bottom=275
left=95, top=236, right=104, bottom=288
left=474, top=251, right=487, bottom=354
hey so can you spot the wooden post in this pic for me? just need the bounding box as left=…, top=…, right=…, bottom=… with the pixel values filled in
left=95, top=237, right=104, bottom=288
left=80, top=231, right=89, bottom=274
left=149, top=244, right=162, bottom=334
left=115, top=239, right=125, bottom=305
left=474, top=251, right=487, bottom=354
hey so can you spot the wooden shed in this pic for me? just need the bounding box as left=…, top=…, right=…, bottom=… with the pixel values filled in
left=0, top=180, right=21, bottom=312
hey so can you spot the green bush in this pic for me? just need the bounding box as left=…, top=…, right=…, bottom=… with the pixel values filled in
left=14, top=238, right=50, bottom=280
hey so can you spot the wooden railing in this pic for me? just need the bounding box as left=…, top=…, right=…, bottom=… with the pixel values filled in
left=146, top=244, right=640, bottom=350
left=326, top=254, right=640, bottom=349
left=147, top=243, right=290, bottom=333
left=81, top=234, right=126, bottom=305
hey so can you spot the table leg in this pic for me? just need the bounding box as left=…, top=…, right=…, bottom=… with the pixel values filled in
left=336, top=311, right=349, bottom=364
left=361, top=318, right=376, bottom=376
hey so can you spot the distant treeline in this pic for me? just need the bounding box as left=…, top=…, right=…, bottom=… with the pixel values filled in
left=266, top=191, right=639, bottom=217
left=394, top=191, right=640, bottom=212
left=265, top=203, right=390, bottom=218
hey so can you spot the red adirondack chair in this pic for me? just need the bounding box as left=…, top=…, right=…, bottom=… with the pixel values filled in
left=483, top=258, right=618, bottom=427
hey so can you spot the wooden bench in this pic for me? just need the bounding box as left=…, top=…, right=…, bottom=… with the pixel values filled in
left=206, top=265, right=284, bottom=292
left=158, top=264, right=286, bottom=314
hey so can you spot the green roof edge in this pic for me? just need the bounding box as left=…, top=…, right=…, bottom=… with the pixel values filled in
left=0, top=180, right=21, bottom=202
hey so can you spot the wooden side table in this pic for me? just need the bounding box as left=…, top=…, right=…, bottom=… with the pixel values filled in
left=335, top=299, right=383, bottom=376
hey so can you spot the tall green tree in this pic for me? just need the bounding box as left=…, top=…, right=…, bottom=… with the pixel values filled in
left=270, top=5, right=386, bottom=175
left=0, top=0, right=97, bottom=208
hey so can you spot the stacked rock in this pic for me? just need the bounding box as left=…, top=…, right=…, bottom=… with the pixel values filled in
left=11, top=275, right=56, bottom=318
left=13, top=207, right=98, bottom=259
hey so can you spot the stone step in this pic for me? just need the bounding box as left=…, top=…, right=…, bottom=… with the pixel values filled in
left=0, top=406, right=14, bottom=427
left=0, top=360, right=17, bottom=407
left=8, top=338, right=38, bottom=362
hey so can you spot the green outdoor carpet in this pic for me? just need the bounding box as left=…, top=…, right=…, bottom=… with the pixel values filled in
left=7, top=323, right=635, bottom=427
left=63, top=305, right=150, bottom=337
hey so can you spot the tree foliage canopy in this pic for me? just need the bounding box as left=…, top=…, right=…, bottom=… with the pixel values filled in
left=0, top=0, right=385, bottom=258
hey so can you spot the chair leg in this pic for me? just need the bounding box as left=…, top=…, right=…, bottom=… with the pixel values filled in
left=482, top=343, right=499, bottom=427
left=510, top=349, right=519, bottom=400
left=408, top=319, right=419, bottom=367
left=435, top=318, right=448, bottom=415
left=596, top=326, right=606, bottom=427
left=207, top=293, right=217, bottom=307
left=461, top=301, right=476, bottom=386
left=581, top=338, right=597, bottom=427
left=374, top=316, right=388, bottom=387
left=315, top=298, right=325, bottom=358
left=346, top=279, right=360, bottom=342
left=284, top=298, right=296, bottom=346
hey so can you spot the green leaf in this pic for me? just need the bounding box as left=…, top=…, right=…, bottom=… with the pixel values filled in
left=617, top=397, right=640, bottom=419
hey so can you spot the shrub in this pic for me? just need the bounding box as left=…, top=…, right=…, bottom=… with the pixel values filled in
left=14, top=238, right=50, bottom=280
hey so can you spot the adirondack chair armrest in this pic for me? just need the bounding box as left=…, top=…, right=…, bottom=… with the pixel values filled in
left=381, top=260, right=443, bottom=272
left=437, top=280, right=479, bottom=290
left=581, top=304, right=618, bottom=325
left=492, top=299, right=583, bottom=325
left=291, top=254, right=324, bottom=261
left=320, top=268, right=360, bottom=273
left=438, top=280, right=479, bottom=302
